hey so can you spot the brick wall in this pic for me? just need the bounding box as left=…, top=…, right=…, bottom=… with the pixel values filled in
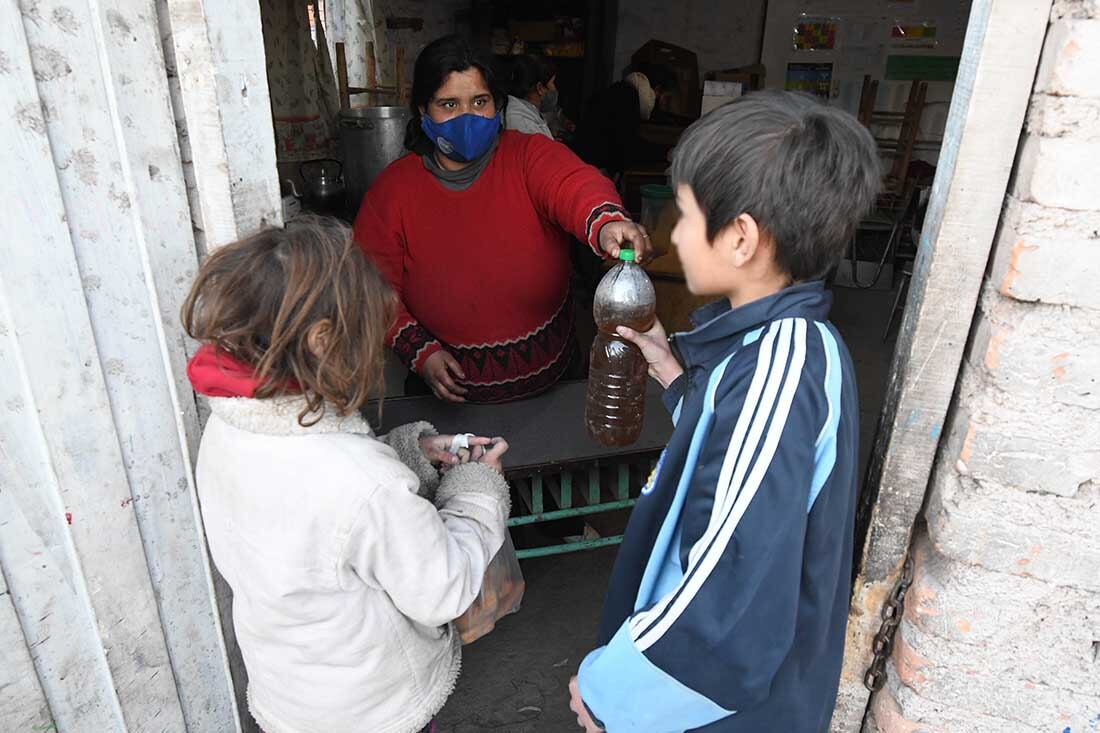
left=864, top=2, right=1100, bottom=730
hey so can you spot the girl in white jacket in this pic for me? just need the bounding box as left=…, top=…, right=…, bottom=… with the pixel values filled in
left=182, top=216, right=510, bottom=733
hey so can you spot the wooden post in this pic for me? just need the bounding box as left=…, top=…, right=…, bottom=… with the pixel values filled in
left=366, top=41, right=378, bottom=107
left=831, top=1, right=1055, bottom=729
left=158, top=0, right=239, bottom=250
left=336, top=41, right=350, bottom=111
left=888, top=81, right=928, bottom=193
left=857, top=75, right=878, bottom=129
left=163, top=0, right=282, bottom=242
left=396, top=46, right=407, bottom=106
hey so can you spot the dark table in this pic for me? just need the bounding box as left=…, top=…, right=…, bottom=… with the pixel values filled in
left=373, top=380, right=673, bottom=475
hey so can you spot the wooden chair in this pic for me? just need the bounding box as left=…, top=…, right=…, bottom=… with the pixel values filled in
left=335, top=41, right=407, bottom=109
left=857, top=75, right=929, bottom=198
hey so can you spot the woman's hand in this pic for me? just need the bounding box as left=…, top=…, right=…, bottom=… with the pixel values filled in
left=419, top=434, right=493, bottom=467
left=474, top=438, right=509, bottom=474
left=599, top=220, right=651, bottom=262
left=616, top=319, right=684, bottom=389
left=569, top=676, right=604, bottom=732
left=422, top=351, right=468, bottom=403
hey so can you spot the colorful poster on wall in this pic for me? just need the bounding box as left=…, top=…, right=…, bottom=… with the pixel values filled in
left=793, top=17, right=839, bottom=51
left=785, top=62, right=833, bottom=99
left=891, top=21, right=938, bottom=48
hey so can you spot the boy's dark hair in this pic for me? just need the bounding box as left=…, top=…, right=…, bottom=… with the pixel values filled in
left=404, top=35, right=505, bottom=154
left=181, top=216, right=394, bottom=426
left=504, top=54, right=555, bottom=100
left=671, top=90, right=881, bottom=280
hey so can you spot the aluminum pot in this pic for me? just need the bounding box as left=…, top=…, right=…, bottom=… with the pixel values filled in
left=339, top=106, right=412, bottom=215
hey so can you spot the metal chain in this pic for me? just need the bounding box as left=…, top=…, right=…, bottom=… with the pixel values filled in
left=864, top=554, right=915, bottom=692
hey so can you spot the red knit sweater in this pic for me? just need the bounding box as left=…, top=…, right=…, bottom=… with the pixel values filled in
left=354, top=131, right=628, bottom=403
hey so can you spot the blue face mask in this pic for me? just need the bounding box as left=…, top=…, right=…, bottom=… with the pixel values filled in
left=421, top=112, right=501, bottom=163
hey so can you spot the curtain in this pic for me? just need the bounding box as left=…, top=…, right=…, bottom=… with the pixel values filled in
left=261, top=0, right=341, bottom=162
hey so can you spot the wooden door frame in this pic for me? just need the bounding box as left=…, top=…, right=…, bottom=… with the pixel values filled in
left=831, top=1, right=1054, bottom=729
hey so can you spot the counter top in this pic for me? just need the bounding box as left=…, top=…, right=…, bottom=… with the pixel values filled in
left=371, top=379, right=672, bottom=474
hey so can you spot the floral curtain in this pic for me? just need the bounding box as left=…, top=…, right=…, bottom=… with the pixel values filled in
left=261, top=0, right=341, bottom=162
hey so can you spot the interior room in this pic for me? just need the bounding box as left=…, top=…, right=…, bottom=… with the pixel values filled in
left=255, top=1, right=975, bottom=728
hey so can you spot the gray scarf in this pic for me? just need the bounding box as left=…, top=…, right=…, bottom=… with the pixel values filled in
left=421, top=136, right=499, bottom=191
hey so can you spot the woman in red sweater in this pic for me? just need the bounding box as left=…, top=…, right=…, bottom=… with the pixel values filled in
left=354, top=35, right=650, bottom=403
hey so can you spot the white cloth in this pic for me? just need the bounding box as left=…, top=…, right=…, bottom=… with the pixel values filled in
left=504, top=95, right=554, bottom=139
left=196, top=396, right=510, bottom=733
left=625, top=72, right=656, bottom=121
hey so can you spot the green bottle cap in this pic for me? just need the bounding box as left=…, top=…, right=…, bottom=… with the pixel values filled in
left=619, top=249, right=636, bottom=262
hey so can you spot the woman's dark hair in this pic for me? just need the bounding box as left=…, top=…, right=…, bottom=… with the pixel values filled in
left=504, top=54, right=555, bottom=100
left=404, top=35, right=504, bottom=154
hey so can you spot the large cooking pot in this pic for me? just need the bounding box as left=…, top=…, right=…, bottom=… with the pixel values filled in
left=340, top=106, right=412, bottom=215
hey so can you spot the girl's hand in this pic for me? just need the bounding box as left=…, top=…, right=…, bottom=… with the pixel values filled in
left=422, top=351, right=468, bottom=403
left=419, top=434, right=493, bottom=467
left=616, top=319, right=684, bottom=389
left=473, top=438, right=509, bottom=474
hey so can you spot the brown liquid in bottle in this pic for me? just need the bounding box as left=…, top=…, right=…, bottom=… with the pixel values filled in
left=585, top=257, right=657, bottom=447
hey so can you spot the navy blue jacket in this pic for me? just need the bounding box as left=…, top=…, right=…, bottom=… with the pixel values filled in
left=578, top=282, right=859, bottom=732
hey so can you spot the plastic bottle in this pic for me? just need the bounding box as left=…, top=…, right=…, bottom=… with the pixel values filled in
left=585, top=249, right=657, bottom=447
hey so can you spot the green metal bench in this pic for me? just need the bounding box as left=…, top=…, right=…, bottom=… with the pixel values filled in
left=376, top=380, right=672, bottom=559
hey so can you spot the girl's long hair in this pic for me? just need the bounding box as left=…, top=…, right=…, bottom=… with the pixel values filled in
left=181, top=216, right=394, bottom=426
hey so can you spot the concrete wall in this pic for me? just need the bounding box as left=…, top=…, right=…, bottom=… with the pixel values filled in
left=864, top=2, right=1100, bottom=730
left=611, top=0, right=767, bottom=80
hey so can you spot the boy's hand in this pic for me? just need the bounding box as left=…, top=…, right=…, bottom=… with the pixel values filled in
left=569, top=676, right=604, bottom=732
left=419, top=434, right=492, bottom=467
left=616, top=319, right=684, bottom=389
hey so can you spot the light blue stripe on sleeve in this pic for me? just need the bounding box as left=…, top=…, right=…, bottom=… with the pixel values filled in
left=631, top=353, right=734, bottom=619
left=809, top=322, right=843, bottom=511
left=579, top=623, right=736, bottom=732
left=651, top=525, right=685, bottom=600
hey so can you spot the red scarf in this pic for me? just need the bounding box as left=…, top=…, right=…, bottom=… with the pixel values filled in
left=187, top=344, right=271, bottom=398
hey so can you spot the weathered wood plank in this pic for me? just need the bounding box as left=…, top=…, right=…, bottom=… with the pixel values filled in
left=832, top=1, right=1054, bottom=729
left=3, top=1, right=196, bottom=730
left=89, top=2, right=241, bottom=730
left=156, top=4, right=278, bottom=724
left=1, top=8, right=134, bottom=731
left=196, top=0, right=282, bottom=234
left=158, top=0, right=241, bottom=251
left=0, top=417, right=125, bottom=733
left=0, top=567, right=54, bottom=732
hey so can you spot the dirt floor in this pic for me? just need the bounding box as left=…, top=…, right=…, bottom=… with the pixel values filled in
left=436, top=284, right=900, bottom=732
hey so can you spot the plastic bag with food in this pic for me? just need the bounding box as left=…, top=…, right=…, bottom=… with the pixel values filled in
left=454, top=531, right=525, bottom=644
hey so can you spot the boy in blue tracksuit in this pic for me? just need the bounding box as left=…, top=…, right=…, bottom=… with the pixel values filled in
left=570, top=91, right=882, bottom=732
